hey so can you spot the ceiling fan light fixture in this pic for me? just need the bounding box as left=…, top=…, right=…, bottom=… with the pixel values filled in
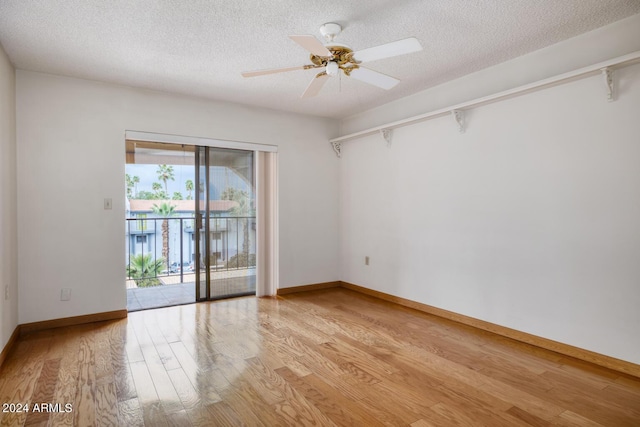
left=326, top=61, right=339, bottom=77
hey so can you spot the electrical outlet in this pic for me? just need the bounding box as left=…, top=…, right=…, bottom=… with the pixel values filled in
left=365, top=256, right=370, bottom=266
left=104, top=198, right=112, bottom=210
left=61, top=288, right=72, bottom=301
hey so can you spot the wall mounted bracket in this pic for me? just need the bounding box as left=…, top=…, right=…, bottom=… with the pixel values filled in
left=381, top=128, right=393, bottom=147
left=452, top=109, right=465, bottom=133
left=331, top=140, right=342, bottom=158
left=601, top=67, right=614, bottom=102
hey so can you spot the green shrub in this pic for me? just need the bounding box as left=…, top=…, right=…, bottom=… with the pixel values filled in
left=135, top=277, right=163, bottom=287
left=225, top=253, right=256, bottom=269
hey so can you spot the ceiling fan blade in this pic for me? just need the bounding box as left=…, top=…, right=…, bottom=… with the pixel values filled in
left=349, top=67, right=399, bottom=90
left=301, top=73, right=329, bottom=98
left=289, top=35, right=332, bottom=57
left=242, top=65, right=308, bottom=78
left=353, top=37, right=422, bottom=63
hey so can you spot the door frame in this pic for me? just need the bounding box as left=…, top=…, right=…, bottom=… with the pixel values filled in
left=125, top=130, right=278, bottom=300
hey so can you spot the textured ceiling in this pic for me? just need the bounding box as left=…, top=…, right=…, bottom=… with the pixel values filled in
left=1, top=1, right=639, bottom=118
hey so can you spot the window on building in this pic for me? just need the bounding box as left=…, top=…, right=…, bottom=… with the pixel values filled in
left=138, top=214, right=148, bottom=231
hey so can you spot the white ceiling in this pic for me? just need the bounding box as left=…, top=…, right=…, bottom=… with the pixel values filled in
left=1, top=1, right=639, bottom=119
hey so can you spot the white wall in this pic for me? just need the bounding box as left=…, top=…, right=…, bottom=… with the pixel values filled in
left=338, top=16, right=640, bottom=364
left=16, top=71, right=339, bottom=324
left=0, top=42, right=18, bottom=350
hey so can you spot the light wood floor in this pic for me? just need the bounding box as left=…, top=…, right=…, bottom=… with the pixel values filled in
left=1, top=288, right=639, bottom=426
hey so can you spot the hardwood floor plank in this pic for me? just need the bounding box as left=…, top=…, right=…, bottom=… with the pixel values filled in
left=433, top=401, right=530, bottom=427
left=506, top=405, right=553, bottom=427
left=242, top=356, right=287, bottom=405
left=117, top=397, right=144, bottom=427
left=428, top=402, right=487, bottom=426
left=219, top=379, right=282, bottom=426
left=200, top=354, right=271, bottom=425
left=272, top=378, right=338, bottom=427
left=544, top=380, right=640, bottom=426
left=23, top=357, right=61, bottom=426
left=275, top=366, right=370, bottom=426
left=125, top=321, right=145, bottom=363
left=411, top=419, right=439, bottom=427
left=541, top=366, right=612, bottom=392
left=129, top=361, right=159, bottom=403
left=165, top=409, right=192, bottom=427
left=95, top=381, right=119, bottom=427
left=295, top=372, right=389, bottom=427
left=0, top=288, right=638, bottom=426
left=615, top=374, right=640, bottom=391
left=200, top=401, right=244, bottom=427
left=73, top=334, right=97, bottom=427
left=113, top=349, right=137, bottom=403
left=0, top=338, right=45, bottom=427
left=169, top=341, right=223, bottom=404
left=94, top=325, right=116, bottom=385
left=318, top=334, right=399, bottom=378
left=167, top=368, right=202, bottom=412
left=147, top=369, right=184, bottom=416
left=261, top=336, right=313, bottom=377
left=551, top=410, right=606, bottom=427
left=48, top=330, right=82, bottom=427
left=144, top=314, right=182, bottom=371
left=139, top=342, right=184, bottom=414
left=107, top=318, right=138, bottom=403
left=357, top=394, right=422, bottom=425
left=283, top=334, right=368, bottom=401
left=141, top=401, right=170, bottom=427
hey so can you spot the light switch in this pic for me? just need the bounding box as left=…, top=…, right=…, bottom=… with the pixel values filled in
left=104, top=198, right=112, bottom=210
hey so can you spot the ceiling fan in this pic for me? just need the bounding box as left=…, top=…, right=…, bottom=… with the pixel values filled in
left=241, top=23, right=423, bottom=98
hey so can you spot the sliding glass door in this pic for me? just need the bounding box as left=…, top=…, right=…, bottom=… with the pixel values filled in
left=125, top=131, right=273, bottom=309
left=195, top=146, right=256, bottom=301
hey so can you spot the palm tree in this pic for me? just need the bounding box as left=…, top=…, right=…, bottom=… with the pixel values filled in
left=132, top=175, right=140, bottom=198
left=125, top=174, right=133, bottom=198
left=126, top=253, right=165, bottom=287
left=156, top=164, right=175, bottom=196
left=152, top=202, right=176, bottom=271
left=185, top=179, right=194, bottom=200
left=152, top=182, right=166, bottom=199
left=220, top=187, right=241, bottom=201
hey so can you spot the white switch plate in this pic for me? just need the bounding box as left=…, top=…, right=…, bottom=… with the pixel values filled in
left=104, top=198, right=112, bottom=210
left=4, top=285, right=8, bottom=300
left=61, top=288, right=72, bottom=301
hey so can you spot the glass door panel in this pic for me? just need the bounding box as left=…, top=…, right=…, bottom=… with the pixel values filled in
left=195, top=146, right=256, bottom=300
left=125, top=140, right=196, bottom=311
left=207, top=147, right=256, bottom=299
left=195, top=146, right=208, bottom=301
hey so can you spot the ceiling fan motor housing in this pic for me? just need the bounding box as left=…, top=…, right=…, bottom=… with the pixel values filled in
left=310, top=45, right=359, bottom=76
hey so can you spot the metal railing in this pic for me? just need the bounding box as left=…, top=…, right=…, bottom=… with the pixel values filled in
left=125, top=216, right=256, bottom=285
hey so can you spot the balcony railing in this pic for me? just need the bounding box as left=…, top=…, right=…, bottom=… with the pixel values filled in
left=125, top=216, right=256, bottom=286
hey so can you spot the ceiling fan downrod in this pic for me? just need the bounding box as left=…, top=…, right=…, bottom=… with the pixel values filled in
left=319, top=23, right=342, bottom=43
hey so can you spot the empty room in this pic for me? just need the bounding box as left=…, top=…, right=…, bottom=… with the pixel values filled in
left=1, top=1, right=640, bottom=426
